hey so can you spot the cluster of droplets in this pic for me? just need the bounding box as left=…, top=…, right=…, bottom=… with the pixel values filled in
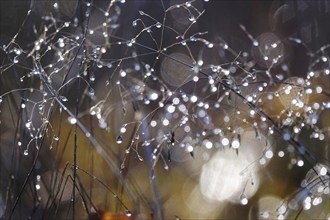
left=275, top=164, right=330, bottom=219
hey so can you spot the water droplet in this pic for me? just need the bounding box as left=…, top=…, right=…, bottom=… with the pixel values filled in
left=132, top=20, right=137, bottom=26
left=58, top=42, right=65, bottom=48
left=53, top=2, right=58, bottom=9
left=203, top=140, right=213, bottom=149
left=148, top=92, right=158, bottom=101
left=162, top=119, right=169, bottom=126
left=297, top=159, right=304, bottom=167
left=252, top=40, right=259, bottom=46
left=13, top=56, right=19, bottom=63
left=38, top=104, right=44, bottom=113
left=265, top=150, right=273, bottom=159
left=207, top=43, right=214, bottom=48
left=155, top=22, right=161, bottom=28
left=35, top=184, right=41, bottom=190
left=167, top=105, right=175, bottom=113
left=120, top=126, right=126, bottom=134
left=186, top=144, right=194, bottom=152
left=278, top=151, right=285, bottom=157
left=59, top=96, right=68, bottom=102
left=24, top=150, right=29, bottom=156
left=14, top=47, right=21, bottom=55
left=120, top=70, right=127, bottom=77
left=68, top=117, right=77, bottom=125
left=291, top=38, right=302, bottom=44
left=25, top=120, right=32, bottom=129
left=231, top=138, right=240, bottom=149
left=98, top=119, right=107, bottom=129
left=53, top=135, right=59, bottom=141
left=190, top=95, right=198, bottom=103
left=88, top=88, right=95, bottom=96
left=221, top=137, right=229, bottom=146
left=89, top=73, right=95, bottom=81
left=240, top=194, right=248, bottom=205
left=188, top=15, right=195, bottom=22
left=96, top=62, right=103, bottom=68
left=125, top=210, right=132, bottom=217
left=319, top=166, right=327, bottom=176
left=278, top=205, right=287, bottom=214
left=116, top=135, right=123, bottom=144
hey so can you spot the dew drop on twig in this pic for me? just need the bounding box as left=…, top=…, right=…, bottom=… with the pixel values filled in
left=116, top=135, right=123, bottom=144
left=59, top=96, right=68, bottom=102
left=88, top=88, right=95, bottom=96
left=89, top=73, right=95, bottom=81
left=68, top=116, right=77, bottom=125
left=231, top=138, right=240, bottom=149
left=13, top=56, right=19, bottom=63
left=25, top=120, right=32, bottom=129
left=125, top=210, right=132, bottom=217
left=98, top=119, right=107, bottom=129
left=240, top=194, right=248, bottom=205
left=38, top=104, right=44, bottom=112
left=53, top=135, right=59, bottom=141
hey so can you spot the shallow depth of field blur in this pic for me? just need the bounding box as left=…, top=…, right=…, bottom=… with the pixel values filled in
left=0, top=0, right=329, bottom=219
